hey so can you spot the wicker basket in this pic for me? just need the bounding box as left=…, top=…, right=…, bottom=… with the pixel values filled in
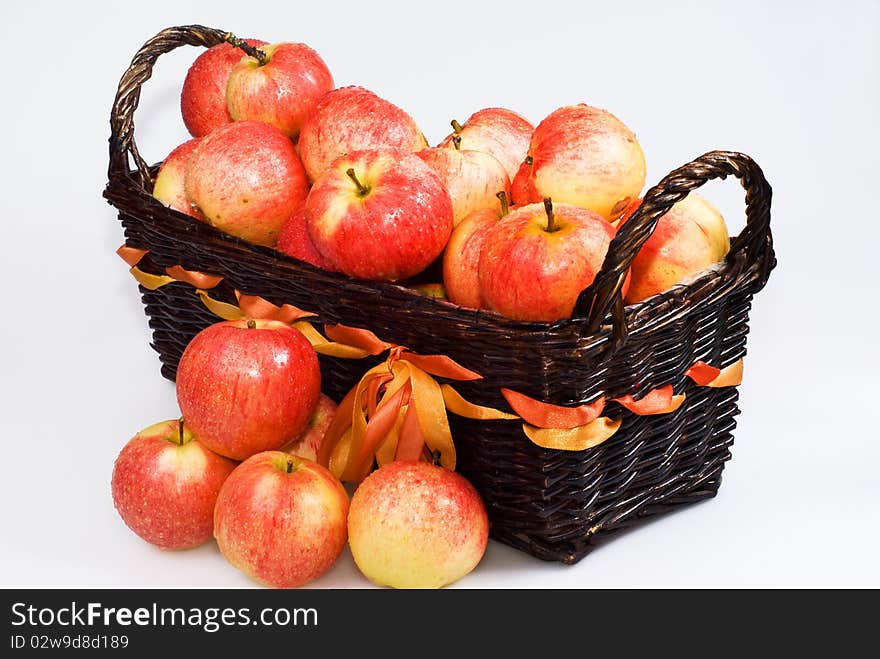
left=105, top=25, right=776, bottom=564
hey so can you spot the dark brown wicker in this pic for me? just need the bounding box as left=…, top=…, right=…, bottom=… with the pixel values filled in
left=105, top=25, right=776, bottom=564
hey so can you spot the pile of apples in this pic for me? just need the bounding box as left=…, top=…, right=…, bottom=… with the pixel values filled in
left=154, top=36, right=731, bottom=323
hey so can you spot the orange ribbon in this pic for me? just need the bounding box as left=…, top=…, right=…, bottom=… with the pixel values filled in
left=686, top=359, right=744, bottom=387
left=612, top=384, right=686, bottom=415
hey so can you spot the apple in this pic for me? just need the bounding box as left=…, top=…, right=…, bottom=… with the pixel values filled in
left=214, top=451, right=349, bottom=588
left=417, top=142, right=511, bottom=227
left=180, top=38, right=267, bottom=137
left=443, top=191, right=510, bottom=309
left=226, top=42, right=334, bottom=138
left=305, top=148, right=453, bottom=281
left=176, top=319, right=321, bottom=461
left=276, top=202, right=336, bottom=271
left=184, top=121, right=309, bottom=247
left=479, top=199, right=617, bottom=322
left=409, top=282, right=447, bottom=300
left=527, top=104, right=646, bottom=220
left=111, top=419, right=237, bottom=550
left=623, top=193, right=730, bottom=304
left=298, top=86, right=428, bottom=181
left=510, top=156, right=539, bottom=206
left=280, top=394, right=337, bottom=462
left=438, top=107, right=534, bottom=181
left=347, top=460, right=488, bottom=589
left=151, top=138, right=204, bottom=221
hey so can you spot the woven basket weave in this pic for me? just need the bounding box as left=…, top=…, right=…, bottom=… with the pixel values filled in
left=105, top=25, right=776, bottom=564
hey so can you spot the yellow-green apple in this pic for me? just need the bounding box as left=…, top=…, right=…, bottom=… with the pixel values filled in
left=443, top=191, right=510, bottom=309
left=276, top=202, right=336, bottom=271
left=184, top=121, right=309, bottom=247
left=417, top=141, right=510, bottom=227
left=111, top=419, right=236, bottom=550
left=623, top=193, right=730, bottom=304
left=176, top=319, right=321, bottom=461
left=348, top=460, right=488, bottom=589
left=479, top=199, right=618, bottom=321
left=180, top=38, right=267, bottom=137
left=409, top=282, right=447, bottom=300
left=511, top=156, right=539, bottom=206
left=305, top=148, right=453, bottom=281
left=214, top=451, right=349, bottom=588
left=151, top=139, right=204, bottom=221
left=298, top=86, right=428, bottom=181
left=438, top=107, right=534, bottom=181
left=225, top=42, right=334, bottom=138
left=527, top=104, right=646, bottom=220
left=280, top=394, right=337, bottom=462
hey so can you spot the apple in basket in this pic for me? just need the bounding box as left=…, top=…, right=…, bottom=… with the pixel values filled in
left=305, top=147, right=453, bottom=281
left=214, top=451, right=349, bottom=588
left=276, top=201, right=337, bottom=271
left=176, top=319, right=321, bottom=461
left=297, top=86, right=428, bottom=181
left=623, top=193, right=731, bottom=304
left=151, top=138, right=204, bottom=220
left=437, top=107, right=535, bottom=182
left=479, top=199, right=619, bottom=322
left=348, top=460, right=488, bottom=589
left=280, top=393, right=337, bottom=463
left=226, top=41, right=334, bottom=138
left=111, top=419, right=237, bottom=550
left=517, top=104, right=647, bottom=220
left=184, top=120, right=309, bottom=247
left=417, top=142, right=511, bottom=227
left=180, top=38, right=267, bottom=137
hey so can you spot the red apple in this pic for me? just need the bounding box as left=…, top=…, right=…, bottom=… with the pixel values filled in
left=438, top=107, right=534, bottom=181
left=280, top=394, right=337, bottom=462
left=624, top=193, right=730, bottom=304
left=276, top=202, right=336, bottom=271
left=443, top=191, right=510, bottom=309
left=298, top=86, right=428, bottom=181
left=184, top=121, right=309, bottom=247
left=510, top=156, right=539, bottom=206
left=417, top=144, right=510, bottom=227
left=306, top=148, right=453, bottom=281
left=214, top=451, right=349, bottom=588
left=226, top=42, right=334, bottom=138
left=180, top=39, right=267, bottom=137
left=111, top=419, right=237, bottom=550
left=151, top=139, right=204, bottom=221
left=176, top=319, right=321, bottom=461
left=348, top=461, right=488, bottom=589
left=479, top=200, right=617, bottom=322
left=527, top=104, right=646, bottom=220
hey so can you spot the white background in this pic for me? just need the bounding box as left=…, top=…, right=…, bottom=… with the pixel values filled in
left=2, top=0, right=878, bottom=589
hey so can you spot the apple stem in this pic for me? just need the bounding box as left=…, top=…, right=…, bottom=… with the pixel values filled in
left=223, top=33, right=269, bottom=66
left=345, top=168, right=370, bottom=196
left=178, top=417, right=185, bottom=446
left=450, top=119, right=463, bottom=134
left=431, top=449, right=442, bottom=466
left=543, top=197, right=557, bottom=233
left=286, top=459, right=294, bottom=474
left=496, top=191, right=509, bottom=216
left=525, top=155, right=533, bottom=166
left=247, top=319, right=257, bottom=329
left=451, top=135, right=462, bottom=151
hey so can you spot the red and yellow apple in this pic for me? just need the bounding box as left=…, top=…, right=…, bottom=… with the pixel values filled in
left=305, top=148, right=453, bottom=281
left=184, top=121, right=309, bottom=247
left=443, top=191, right=510, bottom=309
left=176, top=319, right=321, bottom=461
left=152, top=138, right=204, bottom=221
left=298, top=86, right=428, bottom=181
left=417, top=144, right=510, bottom=227
left=180, top=39, right=267, bottom=137
left=280, top=393, right=337, bottom=462
left=527, top=104, right=646, bottom=220
left=624, top=193, right=730, bottom=304
left=226, top=42, right=334, bottom=138
left=214, top=451, right=349, bottom=588
left=347, top=461, right=488, bottom=589
left=111, top=419, right=237, bottom=550
left=276, top=202, right=336, bottom=271
left=479, top=200, right=618, bottom=321
left=438, top=107, right=534, bottom=181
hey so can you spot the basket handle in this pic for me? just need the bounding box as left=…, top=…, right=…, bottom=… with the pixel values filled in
left=572, top=150, right=773, bottom=355
left=108, top=25, right=237, bottom=188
